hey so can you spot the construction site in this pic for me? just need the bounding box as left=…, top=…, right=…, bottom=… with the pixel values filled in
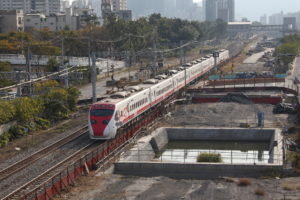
left=52, top=37, right=300, bottom=200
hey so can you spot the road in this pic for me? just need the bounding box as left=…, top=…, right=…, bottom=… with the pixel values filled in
left=243, top=49, right=272, bottom=64
left=79, top=68, right=136, bottom=100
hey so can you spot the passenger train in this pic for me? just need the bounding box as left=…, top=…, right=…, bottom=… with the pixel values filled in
left=89, top=49, right=230, bottom=140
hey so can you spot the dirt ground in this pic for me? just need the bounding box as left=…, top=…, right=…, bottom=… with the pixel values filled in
left=56, top=171, right=300, bottom=200
left=162, top=103, right=296, bottom=128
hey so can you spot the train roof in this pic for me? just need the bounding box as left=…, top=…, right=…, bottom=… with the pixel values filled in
left=94, top=49, right=229, bottom=106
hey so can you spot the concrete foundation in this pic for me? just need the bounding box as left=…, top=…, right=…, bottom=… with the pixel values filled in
left=115, top=127, right=283, bottom=179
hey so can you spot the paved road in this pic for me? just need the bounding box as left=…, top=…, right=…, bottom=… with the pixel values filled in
left=79, top=68, right=136, bottom=100
left=243, top=49, right=272, bottom=64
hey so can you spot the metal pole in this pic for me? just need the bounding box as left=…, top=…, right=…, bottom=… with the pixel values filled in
left=61, top=37, right=68, bottom=87
left=27, top=45, right=32, bottom=96
left=91, top=52, right=97, bottom=103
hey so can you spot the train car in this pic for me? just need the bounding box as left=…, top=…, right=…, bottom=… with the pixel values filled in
left=89, top=49, right=230, bottom=140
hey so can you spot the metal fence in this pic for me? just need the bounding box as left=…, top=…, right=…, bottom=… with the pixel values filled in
left=123, top=149, right=283, bottom=165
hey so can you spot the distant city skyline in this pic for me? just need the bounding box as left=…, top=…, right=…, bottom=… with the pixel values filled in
left=194, top=0, right=300, bottom=21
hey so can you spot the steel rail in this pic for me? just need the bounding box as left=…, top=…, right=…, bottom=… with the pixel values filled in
left=1, top=140, right=98, bottom=200
left=0, top=125, right=88, bottom=182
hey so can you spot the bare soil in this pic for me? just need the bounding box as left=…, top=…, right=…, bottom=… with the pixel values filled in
left=55, top=172, right=300, bottom=200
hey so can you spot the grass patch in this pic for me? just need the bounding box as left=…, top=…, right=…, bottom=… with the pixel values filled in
left=237, top=178, right=251, bottom=186
left=255, top=188, right=265, bottom=196
left=197, top=153, right=222, bottom=163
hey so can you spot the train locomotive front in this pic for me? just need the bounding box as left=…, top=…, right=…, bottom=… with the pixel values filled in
left=88, top=103, right=117, bottom=140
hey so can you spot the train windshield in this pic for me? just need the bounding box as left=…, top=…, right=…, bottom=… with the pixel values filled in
left=91, top=109, right=114, bottom=117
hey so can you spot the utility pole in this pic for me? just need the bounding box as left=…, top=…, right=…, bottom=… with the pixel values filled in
left=88, top=39, right=91, bottom=77
left=152, top=30, right=158, bottom=77
left=91, top=52, right=97, bottom=103
left=128, top=33, right=132, bottom=80
left=26, top=44, right=32, bottom=96
left=61, top=37, right=68, bottom=87
left=180, top=41, right=187, bottom=89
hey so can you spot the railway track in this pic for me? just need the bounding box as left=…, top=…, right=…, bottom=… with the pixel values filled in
left=2, top=141, right=99, bottom=200
left=0, top=125, right=88, bottom=182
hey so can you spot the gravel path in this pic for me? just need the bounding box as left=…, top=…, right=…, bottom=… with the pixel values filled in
left=0, top=133, right=92, bottom=199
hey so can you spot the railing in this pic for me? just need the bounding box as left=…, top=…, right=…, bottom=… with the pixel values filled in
left=122, top=149, right=283, bottom=165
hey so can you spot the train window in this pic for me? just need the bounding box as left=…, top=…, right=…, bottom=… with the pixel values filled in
left=91, top=109, right=114, bottom=117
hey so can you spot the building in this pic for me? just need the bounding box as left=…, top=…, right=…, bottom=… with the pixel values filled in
left=260, top=14, right=267, bottom=25
left=204, top=0, right=217, bottom=21
left=283, top=17, right=297, bottom=30
left=0, top=0, right=61, bottom=15
left=88, top=0, right=102, bottom=16
left=269, top=12, right=283, bottom=25
left=0, top=9, right=24, bottom=33
left=112, top=0, right=127, bottom=11
left=204, top=0, right=234, bottom=22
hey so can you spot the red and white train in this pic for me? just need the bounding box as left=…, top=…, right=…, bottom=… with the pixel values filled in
left=89, top=49, right=230, bottom=140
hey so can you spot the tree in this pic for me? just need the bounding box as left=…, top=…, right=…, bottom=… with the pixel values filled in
left=13, top=97, right=43, bottom=123
left=67, top=87, right=80, bottom=111
left=0, top=61, right=12, bottom=72
left=0, top=100, right=16, bottom=124
left=42, top=88, right=69, bottom=121
left=46, top=57, right=60, bottom=72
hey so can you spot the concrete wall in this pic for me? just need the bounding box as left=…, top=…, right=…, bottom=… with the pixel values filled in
left=166, top=127, right=274, bottom=142
left=120, top=135, right=155, bottom=162
left=150, top=127, right=169, bottom=153
left=115, top=127, right=283, bottom=179
left=115, top=162, right=283, bottom=179
left=0, top=121, right=17, bottom=136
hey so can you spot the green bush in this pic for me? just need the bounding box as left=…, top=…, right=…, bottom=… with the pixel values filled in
left=197, top=153, right=222, bottom=163
left=0, top=131, right=12, bottom=147
left=13, top=97, right=44, bottom=123
left=67, top=87, right=80, bottom=111
left=0, top=100, right=16, bottom=124
left=35, top=117, right=50, bottom=129
left=9, top=125, right=28, bottom=139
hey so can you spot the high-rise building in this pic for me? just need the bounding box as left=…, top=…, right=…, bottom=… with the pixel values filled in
left=0, top=0, right=61, bottom=15
left=260, top=14, right=267, bottom=25
left=112, top=0, right=127, bottom=11
left=204, top=0, right=234, bottom=22
left=204, top=0, right=217, bottom=21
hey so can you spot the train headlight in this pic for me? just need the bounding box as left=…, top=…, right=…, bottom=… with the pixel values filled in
left=103, top=120, right=109, bottom=125
left=91, top=120, right=97, bottom=124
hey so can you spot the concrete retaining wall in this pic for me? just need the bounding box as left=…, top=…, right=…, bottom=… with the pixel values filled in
left=115, top=127, right=283, bottom=179
left=120, top=135, right=155, bottom=162
left=166, top=127, right=274, bottom=142
left=150, top=127, right=169, bottom=153
left=0, top=121, right=16, bottom=136
left=115, top=162, right=283, bottom=179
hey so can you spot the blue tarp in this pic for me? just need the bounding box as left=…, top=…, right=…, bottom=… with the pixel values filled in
left=274, top=74, right=288, bottom=78
left=224, top=74, right=237, bottom=79
left=209, top=75, right=220, bottom=80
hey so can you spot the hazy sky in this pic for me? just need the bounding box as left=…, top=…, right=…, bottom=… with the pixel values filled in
left=194, top=0, right=300, bottom=21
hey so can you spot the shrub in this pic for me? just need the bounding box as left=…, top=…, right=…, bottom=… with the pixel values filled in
left=237, top=178, right=251, bottom=186
left=255, top=188, right=265, bottom=196
left=34, top=117, right=50, bottom=129
left=0, top=131, right=12, bottom=147
left=13, top=97, right=43, bottom=123
left=197, top=153, right=222, bottom=163
left=9, top=125, right=28, bottom=139
left=0, top=100, right=16, bottom=124
left=289, top=152, right=300, bottom=169
left=66, top=87, right=80, bottom=111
